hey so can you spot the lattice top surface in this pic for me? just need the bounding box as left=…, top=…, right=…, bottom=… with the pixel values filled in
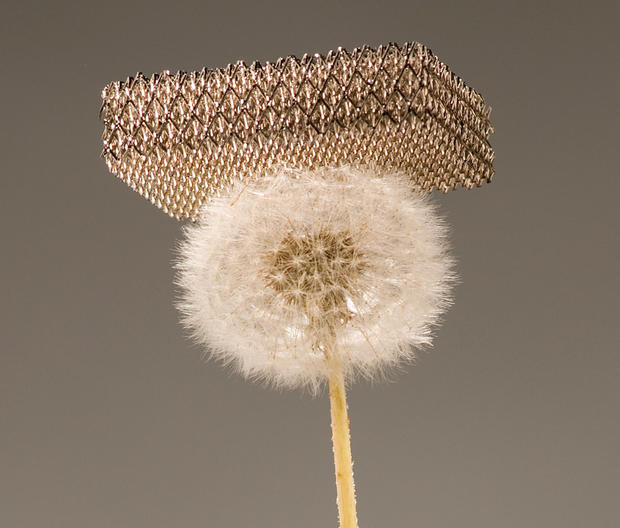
left=100, top=42, right=494, bottom=220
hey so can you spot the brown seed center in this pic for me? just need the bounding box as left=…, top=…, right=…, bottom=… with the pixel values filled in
left=263, top=227, right=366, bottom=324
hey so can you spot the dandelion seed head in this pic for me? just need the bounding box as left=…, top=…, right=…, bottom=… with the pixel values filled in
left=176, top=166, right=455, bottom=391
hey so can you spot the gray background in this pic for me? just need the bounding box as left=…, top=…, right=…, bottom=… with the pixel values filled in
left=2, top=1, right=619, bottom=526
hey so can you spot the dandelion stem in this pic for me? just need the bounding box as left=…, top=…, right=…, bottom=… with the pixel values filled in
left=328, top=353, right=359, bottom=528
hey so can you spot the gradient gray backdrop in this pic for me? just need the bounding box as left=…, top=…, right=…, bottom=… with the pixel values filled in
left=2, top=1, right=619, bottom=526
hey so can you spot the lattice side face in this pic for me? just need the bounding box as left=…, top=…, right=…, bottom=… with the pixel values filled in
left=100, top=42, right=494, bottom=220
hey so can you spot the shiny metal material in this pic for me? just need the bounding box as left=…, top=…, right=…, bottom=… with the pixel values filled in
left=100, top=42, right=494, bottom=220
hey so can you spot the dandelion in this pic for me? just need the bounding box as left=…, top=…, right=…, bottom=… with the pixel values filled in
left=176, top=165, right=455, bottom=527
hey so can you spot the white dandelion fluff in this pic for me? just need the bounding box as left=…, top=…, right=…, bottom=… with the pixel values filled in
left=176, top=165, right=455, bottom=391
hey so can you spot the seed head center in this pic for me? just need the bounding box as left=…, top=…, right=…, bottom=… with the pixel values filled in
left=263, top=227, right=366, bottom=322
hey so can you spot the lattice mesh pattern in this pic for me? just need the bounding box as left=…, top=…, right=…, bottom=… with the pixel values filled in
left=100, top=42, right=494, bottom=220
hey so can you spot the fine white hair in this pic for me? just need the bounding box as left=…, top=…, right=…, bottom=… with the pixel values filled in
left=176, top=166, right=455, bottom=391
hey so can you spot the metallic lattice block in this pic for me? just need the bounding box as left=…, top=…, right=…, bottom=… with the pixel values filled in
left=100, top=42, right=494, bottom=220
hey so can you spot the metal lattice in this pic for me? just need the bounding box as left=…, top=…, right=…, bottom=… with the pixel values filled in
left=100, top=42, right=494, bottom=220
